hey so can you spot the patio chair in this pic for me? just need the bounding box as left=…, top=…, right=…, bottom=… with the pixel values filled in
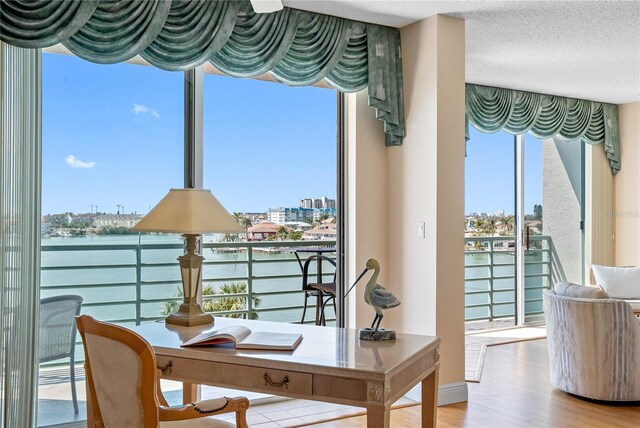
left=300, top=255, right=337, bottom=326
left=39, top=295, right=83, bottom=414
left=76, top=315, right=249, bottom=427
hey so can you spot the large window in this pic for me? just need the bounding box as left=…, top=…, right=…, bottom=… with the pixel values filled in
left=39, top=53, right=340, bottom=426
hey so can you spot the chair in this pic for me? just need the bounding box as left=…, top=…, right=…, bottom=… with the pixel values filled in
left=76, top=315, right=249, bottom=428
left=300, top=255, right=336, bottom=326
left=543, top=286, right=640, bottom=401
left=40, top=295, right=83, bottom=414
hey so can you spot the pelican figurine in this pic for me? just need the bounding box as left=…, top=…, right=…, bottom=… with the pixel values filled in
left=345, top=258, right=401, bottom=337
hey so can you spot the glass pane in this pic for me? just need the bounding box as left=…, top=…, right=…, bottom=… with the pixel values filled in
left=465, top=128, right=516, bottom=329
left=202, top=74, right=338, bottom=325
left=40, top=51, right=183, bottom=426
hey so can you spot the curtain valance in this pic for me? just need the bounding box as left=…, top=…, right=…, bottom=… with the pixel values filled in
left=0, top=0, right=405, bottom=145
left=465, top=84, right=620, bottom=174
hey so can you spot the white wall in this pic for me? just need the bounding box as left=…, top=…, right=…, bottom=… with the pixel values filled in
left=614, top=102, right=640, bottom=266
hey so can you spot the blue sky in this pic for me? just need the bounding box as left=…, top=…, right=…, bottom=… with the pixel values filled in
left=42, top=51, right=541, bottom=216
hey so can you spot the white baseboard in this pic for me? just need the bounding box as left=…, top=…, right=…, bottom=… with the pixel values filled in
left=403, top=381, right=468, bottom=406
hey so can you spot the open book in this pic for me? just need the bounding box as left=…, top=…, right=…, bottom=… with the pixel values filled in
left=181, top=325, right=302, bottom=351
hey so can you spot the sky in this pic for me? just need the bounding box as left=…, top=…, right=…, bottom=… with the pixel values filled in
left=42, top=52, right=337, bottom=215
left=42, top=51, right=541, bottom=216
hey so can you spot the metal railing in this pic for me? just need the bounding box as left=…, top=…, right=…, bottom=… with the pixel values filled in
left=464, top=235, right=553, bottom=322
left=41, top=238, right=337, bottom=326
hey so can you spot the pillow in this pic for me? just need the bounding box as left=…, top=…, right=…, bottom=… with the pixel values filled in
left=554, top=282, right=610, bottom=299
left=591, top=265, right=640, bottom=299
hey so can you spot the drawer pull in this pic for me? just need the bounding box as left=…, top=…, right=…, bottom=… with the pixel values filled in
left=158, top=360, right=173, bottom=374
left=264, top=373, right=289, bottom=389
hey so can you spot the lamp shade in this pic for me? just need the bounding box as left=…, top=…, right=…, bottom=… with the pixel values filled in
left=130, top=188, right=243, bottom=234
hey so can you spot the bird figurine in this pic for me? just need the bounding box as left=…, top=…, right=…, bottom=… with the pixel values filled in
left=345, top=258, right=401, bottom=340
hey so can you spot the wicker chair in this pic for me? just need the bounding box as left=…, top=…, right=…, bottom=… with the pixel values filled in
left=39, top=295, right=83, bottom=413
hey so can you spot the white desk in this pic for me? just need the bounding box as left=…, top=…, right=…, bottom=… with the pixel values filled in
left=133, top=318, right=440, bottom=428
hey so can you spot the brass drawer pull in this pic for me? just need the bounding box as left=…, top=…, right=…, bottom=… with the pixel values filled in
left=264, top=373, right=289, bottom=389
left=158, top=360, right=173, bottom=374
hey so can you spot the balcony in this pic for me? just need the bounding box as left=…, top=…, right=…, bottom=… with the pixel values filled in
left=465, top=235, right=554, bottom=327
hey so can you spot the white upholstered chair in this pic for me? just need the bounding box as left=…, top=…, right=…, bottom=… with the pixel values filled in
left=76, top=315, right=249, bottom=428
left=543, top=285, right=640, bottom=401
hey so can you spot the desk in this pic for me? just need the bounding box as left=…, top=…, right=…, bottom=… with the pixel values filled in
left=132, top=318, right=440, bottom=428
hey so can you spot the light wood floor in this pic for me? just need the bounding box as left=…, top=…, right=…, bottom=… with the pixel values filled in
left=306, top=339, right=640, bottom=427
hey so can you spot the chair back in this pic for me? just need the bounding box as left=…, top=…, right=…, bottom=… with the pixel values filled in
left=76, top=315, right=160, bottom=427
left=39, top=295, right=83, bottom=363
left=302, top=255, right=337, bottom=291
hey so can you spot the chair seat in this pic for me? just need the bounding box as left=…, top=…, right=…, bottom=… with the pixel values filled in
left=309, top=282, right=336, bottom=295
left=160, top=417, right=235, bottom=427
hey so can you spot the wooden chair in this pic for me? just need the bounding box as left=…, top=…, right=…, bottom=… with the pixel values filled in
left=76, top=315, right=249, bottom=428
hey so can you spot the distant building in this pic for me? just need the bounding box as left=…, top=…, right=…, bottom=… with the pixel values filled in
left=94, top=214, right=143, bottom=229
left=247, top=222, right=287, bottom=241
left=300, top=198, right=313, bottom=209
left=303, top=223, right=337, bottom=241
left=299, top=196, right=336, bottom=210
left=268, top=207, right=337, bottom=224
left=283, top=221, right=313, bottom=231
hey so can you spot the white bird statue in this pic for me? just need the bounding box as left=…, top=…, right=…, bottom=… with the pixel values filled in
left=345, top=258, right=401, bottom=338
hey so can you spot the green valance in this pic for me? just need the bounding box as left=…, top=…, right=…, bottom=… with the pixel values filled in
left=465, top=84, right=620, bottom=174
left=0, top=0, right=405, bottom=145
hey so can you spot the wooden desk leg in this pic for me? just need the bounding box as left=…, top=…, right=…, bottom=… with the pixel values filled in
left=366, top=404, right=390, bottom=428
left=183, top=382, right=198, bottom=404
left=421, top=367, right=439, bottom=427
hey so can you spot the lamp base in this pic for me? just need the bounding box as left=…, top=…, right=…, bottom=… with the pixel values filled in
left=166, top=303, right=214, bottom=326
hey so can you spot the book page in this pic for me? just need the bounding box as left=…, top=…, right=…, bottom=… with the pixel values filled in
left=182, top=325, right=251, bottom=347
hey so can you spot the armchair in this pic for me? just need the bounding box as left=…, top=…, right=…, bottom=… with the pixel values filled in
left=76, top=315, right=249, bottom=427
left=543, top=287, right=640, bottom=401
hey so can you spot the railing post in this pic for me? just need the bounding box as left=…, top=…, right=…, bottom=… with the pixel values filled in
left=489, top=239, right=494, bottom=321
left=135, top=242, right=142, bottom=325
left=247, top=246, right=253, bottom=320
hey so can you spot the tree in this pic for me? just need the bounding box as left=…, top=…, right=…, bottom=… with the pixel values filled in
left=161, top=282, right=261, bottom=319
left=533, top=204, right=543, bottom=220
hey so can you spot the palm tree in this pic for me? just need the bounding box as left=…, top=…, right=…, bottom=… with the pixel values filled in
left=276, top=226, right=289, bottom=240
left=161, top=282, right=262, bottom=319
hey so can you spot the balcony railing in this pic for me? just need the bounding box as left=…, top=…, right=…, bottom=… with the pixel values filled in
left=41, top=234, right=555, bottom=338
left=465, top=235, right=553, bottom=322
left=41, top=238, right=337, bottom=327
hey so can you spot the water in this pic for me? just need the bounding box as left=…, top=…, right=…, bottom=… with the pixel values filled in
left=41, top=234, right=336, bottom=324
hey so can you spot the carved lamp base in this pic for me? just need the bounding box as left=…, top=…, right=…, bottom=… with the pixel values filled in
left=359, top=328, right=396, bottom=341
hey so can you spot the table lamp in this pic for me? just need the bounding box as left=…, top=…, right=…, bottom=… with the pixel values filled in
left=131, top=188, right=243, bottom=326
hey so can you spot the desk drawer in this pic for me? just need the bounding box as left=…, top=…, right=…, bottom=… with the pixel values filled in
left=159, top=356, right=312, bottom=396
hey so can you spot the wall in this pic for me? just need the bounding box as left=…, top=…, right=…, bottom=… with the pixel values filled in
left=614, top=102, right=640, bottom=266
left=388, top=15, right=466, bottom=396
left=345, top=15, right=467, bottom=404
left=542, top=138, right=583, bottom=284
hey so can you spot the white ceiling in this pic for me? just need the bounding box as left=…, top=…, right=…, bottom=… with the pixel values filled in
left=285, top=1, right=640, bottom=104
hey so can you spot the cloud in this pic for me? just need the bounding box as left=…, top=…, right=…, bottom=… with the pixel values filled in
left=65, top=155, right=96, bottom=169
left=132, top=103, right=160, bottom=118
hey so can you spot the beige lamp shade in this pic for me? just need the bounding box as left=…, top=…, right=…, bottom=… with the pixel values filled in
left=131, top=188, right=243, bottom=234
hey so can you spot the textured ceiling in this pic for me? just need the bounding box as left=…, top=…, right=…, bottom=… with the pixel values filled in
left=285, top=1, right=640, bottom=104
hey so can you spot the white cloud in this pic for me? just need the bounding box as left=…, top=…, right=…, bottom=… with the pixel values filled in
left=132, top=103, right=160, bottom=118
left=65, top=155, right=96, bottom=169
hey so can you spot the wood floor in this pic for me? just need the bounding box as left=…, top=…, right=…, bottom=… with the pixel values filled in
left=306, top=339, right=640, bottom=427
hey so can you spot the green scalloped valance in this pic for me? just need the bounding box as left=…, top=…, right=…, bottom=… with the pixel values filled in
left=0, top=0, right=405, bottom=145
left=465, top=84, right=620, bottom=174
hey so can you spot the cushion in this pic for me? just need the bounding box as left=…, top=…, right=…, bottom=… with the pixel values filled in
left=554, top=282, right=610, bottom=299
left=625, top=299, right=640, bottom=312
left=160, top=418, right=234, bottom=427
left=591, top=265, right=640, bottom=299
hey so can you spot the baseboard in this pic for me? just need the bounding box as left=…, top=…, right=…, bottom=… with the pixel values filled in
left=403, top=381, right=468, bottom=406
